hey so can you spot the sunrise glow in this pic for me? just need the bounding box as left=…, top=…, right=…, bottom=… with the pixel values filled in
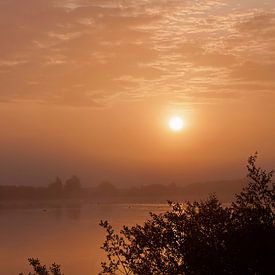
left=169, top=117, right=185, bottom=132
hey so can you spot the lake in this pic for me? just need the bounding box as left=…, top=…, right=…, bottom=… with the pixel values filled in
left=0, top=203, right=169, bottom=274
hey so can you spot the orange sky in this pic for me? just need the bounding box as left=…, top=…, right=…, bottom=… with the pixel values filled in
left=0, top=0, right=274, bottom=186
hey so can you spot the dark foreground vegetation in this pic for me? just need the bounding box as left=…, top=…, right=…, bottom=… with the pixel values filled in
left=21, top=154, right=274, bottom=274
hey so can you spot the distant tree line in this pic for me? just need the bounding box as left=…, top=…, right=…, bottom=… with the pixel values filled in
left=0, top=176, right=82, bottom=200
left=0, top=179, right=244, bottom=202
left=0, top=178, right=188, bottom=201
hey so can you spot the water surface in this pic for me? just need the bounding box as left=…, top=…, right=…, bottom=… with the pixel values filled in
left=0, top=203, right=168, bottom=275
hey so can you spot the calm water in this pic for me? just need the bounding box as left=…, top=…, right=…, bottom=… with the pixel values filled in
left=0, top=203, right=168, bottom=275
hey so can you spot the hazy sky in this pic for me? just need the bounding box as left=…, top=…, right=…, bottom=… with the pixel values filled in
left=0, top=0, right=275, bottom=186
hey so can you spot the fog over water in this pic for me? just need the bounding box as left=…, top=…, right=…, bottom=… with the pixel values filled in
left=0, top=203, right=168, bottom=275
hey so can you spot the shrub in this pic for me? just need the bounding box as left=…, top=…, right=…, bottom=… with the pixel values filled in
left=100, top=154, right=274, bottom=275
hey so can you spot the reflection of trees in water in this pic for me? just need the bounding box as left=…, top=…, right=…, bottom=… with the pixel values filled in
left=53, top=207, right=63, bottom=221
left=50, top=204, right=82, bottom=221
left=66, top=207, right=82, bottom=221
left=96, top=203, right=115, bottom=216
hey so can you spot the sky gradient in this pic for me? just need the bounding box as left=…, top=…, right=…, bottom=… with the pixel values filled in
left=0, top=0, right=275, bottom=186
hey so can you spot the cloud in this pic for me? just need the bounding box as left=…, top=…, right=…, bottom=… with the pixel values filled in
left=0, top=0, right=275, bottom=106
left=237, top=13, right=275, bottom=38
left=232, top=62, right=275, bottom=82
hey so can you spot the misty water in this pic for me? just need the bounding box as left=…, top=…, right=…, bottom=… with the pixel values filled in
left=0, top=203, right=169, bottom=275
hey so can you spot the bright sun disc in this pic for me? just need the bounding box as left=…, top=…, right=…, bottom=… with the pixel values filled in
left=169, top=117, right=184, bottom=131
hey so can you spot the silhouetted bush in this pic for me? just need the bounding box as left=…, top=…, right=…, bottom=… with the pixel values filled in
left=19, top=258, right=62, bottom=275
left=100, top=154, right=274, bottom=274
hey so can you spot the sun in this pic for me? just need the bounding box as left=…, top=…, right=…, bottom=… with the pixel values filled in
left=169, top=116, right=185, bottom=131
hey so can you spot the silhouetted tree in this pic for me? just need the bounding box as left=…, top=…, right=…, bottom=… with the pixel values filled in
left=228, top=153, right=275, bottom=274
left=100, top=154, right=275, bottom=275
left=48, top=177, right=63, bottom=198
left=19, top=258, right=62, bottom=275
left=64, top=175, right=81, bottom=197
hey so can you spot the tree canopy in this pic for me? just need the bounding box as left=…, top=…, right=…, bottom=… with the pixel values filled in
left=100, top=154, right=274, bottom=275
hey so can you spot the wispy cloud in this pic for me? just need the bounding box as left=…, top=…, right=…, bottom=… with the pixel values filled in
left=0, top=0, right=274, bottom=106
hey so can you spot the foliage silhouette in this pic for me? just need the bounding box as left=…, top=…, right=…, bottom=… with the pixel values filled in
left=99, top=153, right=274, bottom=275
left=19, top=258, right=62, bottom=275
